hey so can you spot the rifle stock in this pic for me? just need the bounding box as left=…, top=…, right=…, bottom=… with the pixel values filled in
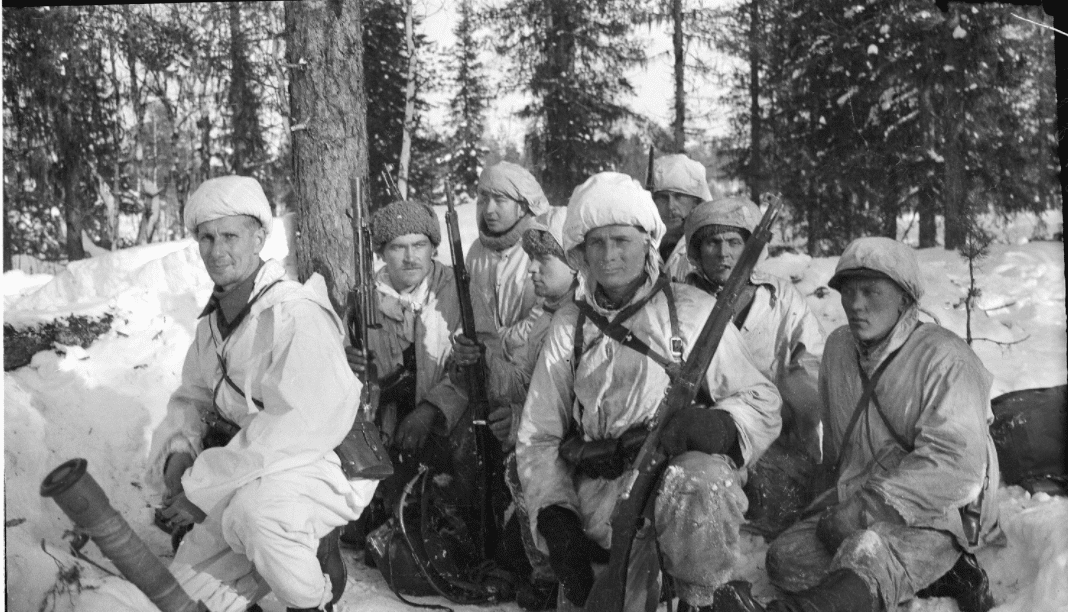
left=444, top=179, right=498, bottom=560
left=584, top=194, right=784, bottom=612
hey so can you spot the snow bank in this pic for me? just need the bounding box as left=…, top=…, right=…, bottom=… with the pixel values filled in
left=3, top=212, right=1065, bottom=612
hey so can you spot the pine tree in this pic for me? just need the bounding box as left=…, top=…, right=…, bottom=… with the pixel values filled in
left=448, top=0, right=489, bottom=198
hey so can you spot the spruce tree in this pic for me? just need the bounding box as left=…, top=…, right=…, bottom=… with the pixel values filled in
left=449, top=0, right=489, bottom=198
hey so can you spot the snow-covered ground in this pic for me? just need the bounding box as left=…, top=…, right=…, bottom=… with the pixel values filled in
left=3, top=205, right=1066, bottom=612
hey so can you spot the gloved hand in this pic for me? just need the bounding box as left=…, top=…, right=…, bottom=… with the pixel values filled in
left=815, top=489, right=903, bottom=554
left=659, top=405, right=738, bottom=458
left=537, top=505, right=594, bottom=607
left=395, top=403, right=441, bottom=452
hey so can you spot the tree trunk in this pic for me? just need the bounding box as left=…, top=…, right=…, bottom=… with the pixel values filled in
left=672, top=0, right=685, bottom=153
left=918, top=82, right=938, bottom=247
left=3, top=212, right=13, bottom=271
left=748, top=0, right=763, bottom=207
left=881, top=158, right=898, bottom=239
left=286, top=0, right=368, bottom=313
left=397, top=0, right=416, bottom=200
left=942, top=11, right=966, bottom=250
left=230, top=1, right=249, bottom=174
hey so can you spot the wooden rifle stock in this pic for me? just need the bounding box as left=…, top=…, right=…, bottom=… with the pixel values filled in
left=443, top=179, right=498, bottom=560
left=584, top=194, right=784, bottom=612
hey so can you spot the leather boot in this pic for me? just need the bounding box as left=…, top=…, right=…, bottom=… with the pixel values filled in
left=916, top=552, right=995, bottom=612
left=317, top=526, right=346, bottom=606
left=765, top=569, right=875, bottom=612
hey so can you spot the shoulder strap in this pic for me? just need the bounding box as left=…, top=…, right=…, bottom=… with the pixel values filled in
left=574, top=282, right=679, bottom=376
left=220, top=355, right=265, bottom=410
left=859, top=358, right=915, bottom=453
left=834, top=346, right=904, bottom=476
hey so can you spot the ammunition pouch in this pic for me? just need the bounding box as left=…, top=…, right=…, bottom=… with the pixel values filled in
left=201, top=408, right=241, bottom=449
left=336, top=416, right=394, bottom=481
left=559, top=426, right=648, bottom=480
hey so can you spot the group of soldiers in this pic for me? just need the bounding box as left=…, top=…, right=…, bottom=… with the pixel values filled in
left=145, top=156, right=1002, bottom=612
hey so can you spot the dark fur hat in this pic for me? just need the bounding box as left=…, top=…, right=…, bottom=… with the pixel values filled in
left=370, top=199, right=441, bottom=252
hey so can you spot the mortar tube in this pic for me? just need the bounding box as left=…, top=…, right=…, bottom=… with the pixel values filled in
left=41, top=458, right=208, bottom=612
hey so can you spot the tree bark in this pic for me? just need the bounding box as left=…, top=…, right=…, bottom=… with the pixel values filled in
left=397, top=0, right=416, bottom=200
left=672, top=0, right=685, bottom=153
left=748, top=0, right=763, bottom=206
left=286, top=0, right=368, bottom=313
left=918, top=82, right=938, bottom=247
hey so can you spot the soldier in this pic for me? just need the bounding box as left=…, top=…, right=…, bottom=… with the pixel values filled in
left=454, top=161, right=551, bottom=446
left=515, top=172, right=782, bottom=612
left=649, top=153, right=712, bottom=271
left=755, top=237, right=999, bottom=612
left=344, top=200, right=472, bottom=511
left=476, top=207, right=575, bottom=610
left=682, top=197, right=825, bottom=535
left=147, top=176, right=376, bottom=612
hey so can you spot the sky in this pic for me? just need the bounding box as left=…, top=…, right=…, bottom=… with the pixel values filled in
left=4, top=206, right=1066, bottom=612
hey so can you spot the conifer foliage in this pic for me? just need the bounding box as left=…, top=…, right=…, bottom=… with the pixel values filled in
left=487, top=0, right=645, bottom=205
left=448, top=0, right=490, bottom=198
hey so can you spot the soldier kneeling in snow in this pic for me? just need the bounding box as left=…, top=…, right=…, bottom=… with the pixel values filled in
left=147, top=176, right=378, bottom=612
left=516, top=172, right=782, bottom=611
left=752, top=237, right=1000, bottom=612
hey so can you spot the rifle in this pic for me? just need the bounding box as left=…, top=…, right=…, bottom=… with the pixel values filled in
left=382, top=165, right=403, bottom=200
left=584, top=193, right=784, bottom=612
left=645, top=145, right=656, bottom=191
left=443, top=178, right=498, bottom=561
left=336, top=177, right=393, bottom=481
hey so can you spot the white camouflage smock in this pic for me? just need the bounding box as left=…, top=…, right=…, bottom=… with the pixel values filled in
left=146, top=260, right=377, bottom=610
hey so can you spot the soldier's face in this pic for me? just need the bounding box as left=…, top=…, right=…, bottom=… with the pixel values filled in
left=196, top=215, right=266, bottom=292
left=652, top=191, right=700, bottom=243
left=477, top=191, right=525, bottom=234
left=528, top=254, right=574, bottom=300
left=698, top=230, right=746, bottom=286
left=582, top=225, right=649, bottom=293
left=382, top=233, right=435, bottom=293
left=840, top=277, right=909, bottom=342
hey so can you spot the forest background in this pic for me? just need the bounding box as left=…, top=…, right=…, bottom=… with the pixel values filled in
left=2, top=0, right=1061, bottom=295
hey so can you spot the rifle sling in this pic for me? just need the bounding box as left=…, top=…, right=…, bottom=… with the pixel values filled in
left=834, top=346, right=905, bottom=476
left=573, top=277, right=682, bottom=376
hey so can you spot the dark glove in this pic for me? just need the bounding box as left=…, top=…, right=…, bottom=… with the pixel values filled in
left=659, top=406, right=738, bottom=458
left=538, top=505, right=594, bottom=607
left=558, top=426, right=648, bottom=480
left=815, top=489, right=903, bottom=554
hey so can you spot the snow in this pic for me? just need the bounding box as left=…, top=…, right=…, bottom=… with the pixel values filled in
left=3, top=209, right=1066, bottom=612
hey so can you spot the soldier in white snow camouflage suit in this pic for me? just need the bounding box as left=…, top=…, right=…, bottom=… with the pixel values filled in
left=516, top=172, right=782, bottom=612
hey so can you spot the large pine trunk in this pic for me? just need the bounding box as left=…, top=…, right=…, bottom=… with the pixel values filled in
left=672, top=0, right=685, bottom=153
left=286, top=0, right=368, bottom=313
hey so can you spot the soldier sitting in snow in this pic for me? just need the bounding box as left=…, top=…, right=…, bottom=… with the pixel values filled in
left=515, top=172, right=782, bottom=611
left=746, top=237, right=1000, bottom=612
left=681, top=196, right=825, bottom=536
left=147, top=175, right=377, bottom=612
left=343, top=200, right=472, bottom=522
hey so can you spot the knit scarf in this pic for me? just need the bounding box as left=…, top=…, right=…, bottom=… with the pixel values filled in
left=478, top=214, right=535, bottom=252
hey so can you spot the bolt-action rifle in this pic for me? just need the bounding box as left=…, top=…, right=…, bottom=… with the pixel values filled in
left=444, top=179, right=498, bottom=561
left=584, top=193, right=784, bottom=612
